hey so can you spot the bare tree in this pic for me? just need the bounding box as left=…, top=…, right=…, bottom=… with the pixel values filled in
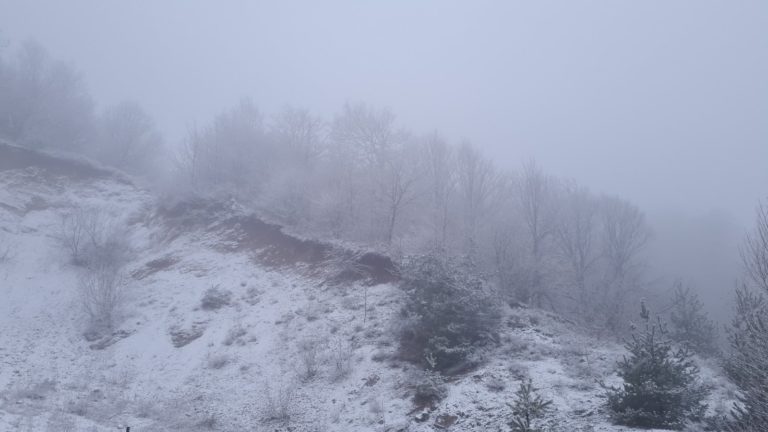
left=599, top=196, right=650, bottom=285
left=516, top=160, right=558, bottom=307
left=456, top=141, right=502, bottom=257
left=490, top=222, right=525, bottom=301
left=378, top=148, right=422, bottom=245
left=596, top=195, right=650, bottom=332
left=554, top=183, right=600, bottom=318
left=327, top=102, right=417, bottom=244
left=176, top=123, right=203, bottom=190
left=330, top=102, right=400, bottom=168
left=420, top=133, right=456, bottom=251
left=95, top=100, right=163, bottom=174
left=260, top=107, right=326, bottom=225
left=0, top=40, right=94, bottom=150
left=741, top=201, right=768, bottom=293
left=177, top=99, right=268, bottom=195
left=270, top=106, right=325, bottom=169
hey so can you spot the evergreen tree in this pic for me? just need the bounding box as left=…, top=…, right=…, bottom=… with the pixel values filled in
left=507, top=379, right=553, bottom=432
left=606, top=302, right=709, bottom=429
left=669, top=281, right=720, bottom=357
left=724, top=285, right=768, bottom=431
left=724, top=203, right=768, bottom=431
left=398, top=253, right=500, bottom=374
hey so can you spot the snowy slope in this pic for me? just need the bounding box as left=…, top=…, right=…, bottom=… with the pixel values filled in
left=0, top=145, right=736, bottom=432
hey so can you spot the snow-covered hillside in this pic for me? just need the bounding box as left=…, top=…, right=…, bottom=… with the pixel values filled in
left=0, top=144, right=736, bottom=431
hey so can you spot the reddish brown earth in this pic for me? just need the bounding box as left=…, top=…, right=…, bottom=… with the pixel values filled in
left=157, top=198, right=398, bottom=285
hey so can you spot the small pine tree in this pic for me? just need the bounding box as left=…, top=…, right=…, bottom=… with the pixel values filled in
left=398, top=253, right=500, bottom=374
left=669, top=281, right=720, bottom=357
left=507, top=379, right=553, bottom=432
left=606, top=302, right=709, bottom=429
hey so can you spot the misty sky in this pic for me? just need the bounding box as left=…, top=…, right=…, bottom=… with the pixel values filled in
left=1, top=0, right=766, bottom=227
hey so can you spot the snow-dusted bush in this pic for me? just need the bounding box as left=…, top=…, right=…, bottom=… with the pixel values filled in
left=206, top=354, right=231, bottom=370
left=328, top=337, right=353, bottom=382
left=261, top=380, right=297, bottom=424
left=200, top=285, right=232, bottom=310
left=296, top=338, right=322, bottom=382
left=60, top=207, right=97, bottom=266
left=79, top=264, right=126, bottom=335
left=222, top=323, right=247, bottom=346
left=10, top=378, right=57, bottom=401
left=196, top=412, right=218, bottom=430
left=59, top=207, right=131, bottom=269
left=398, top=253, right=500, bottom=374
left=410, top=370, right=447, bottom=410
left=486, top=376, right=507, bottom=392
left=65, top=396, right=91, bottom=417
left=606, top=303, right=709, bottom=429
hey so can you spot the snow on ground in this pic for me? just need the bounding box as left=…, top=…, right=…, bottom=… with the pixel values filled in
left=0, top=153, right=736, bottom=431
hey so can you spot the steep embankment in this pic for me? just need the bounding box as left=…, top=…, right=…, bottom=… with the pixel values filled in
left=0, top=143, right=735, bottom=432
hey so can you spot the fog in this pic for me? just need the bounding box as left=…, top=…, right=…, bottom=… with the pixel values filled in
left=5, top=2, right=768, bottom=429
left=2, top=0, right=767, bottom=319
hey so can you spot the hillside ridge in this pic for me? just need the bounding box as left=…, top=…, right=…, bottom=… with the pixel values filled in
left=0, top=146, right=735, bottom=431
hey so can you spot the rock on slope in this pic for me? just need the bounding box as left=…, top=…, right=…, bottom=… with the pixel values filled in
left=0, top=143, right=735, bottom=431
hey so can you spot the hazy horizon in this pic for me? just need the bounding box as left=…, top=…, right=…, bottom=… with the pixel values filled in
left=2, top=0, right=766, bottom=228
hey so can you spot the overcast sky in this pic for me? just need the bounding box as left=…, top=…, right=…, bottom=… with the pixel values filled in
left=1, top=0, right=766, bottom=227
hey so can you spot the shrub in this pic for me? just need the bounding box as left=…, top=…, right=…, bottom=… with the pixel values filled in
left=206, top=354, right=231, bottom=370
left=410, top=370, right=447, bottom=411
left=328, top=337, right=353, bottom=381
left=261, top=380, right=296, bottom=424
left=201, top=285, right=232, bottom=310
left=507, top=379, right=553, bottom=432
left=11, top=379, right=57, bottom=401
left=196, top=412, right=218, bottom=429
left=65, top=397, right=91, bottom=416
left=60, top=207, right=131, bottom=269
left=60, top=208, right=93, bottom=266
left=606, top=302, right=709, bottom=429
left=79, top=264, right=126, bottom=335
left=486, top=376, right=507, bottom=392
left=398, top=253, right=500, bottom=374
left=297, top=338, right=321, bottom=382
left=223, top=323, right=247, bottom=346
